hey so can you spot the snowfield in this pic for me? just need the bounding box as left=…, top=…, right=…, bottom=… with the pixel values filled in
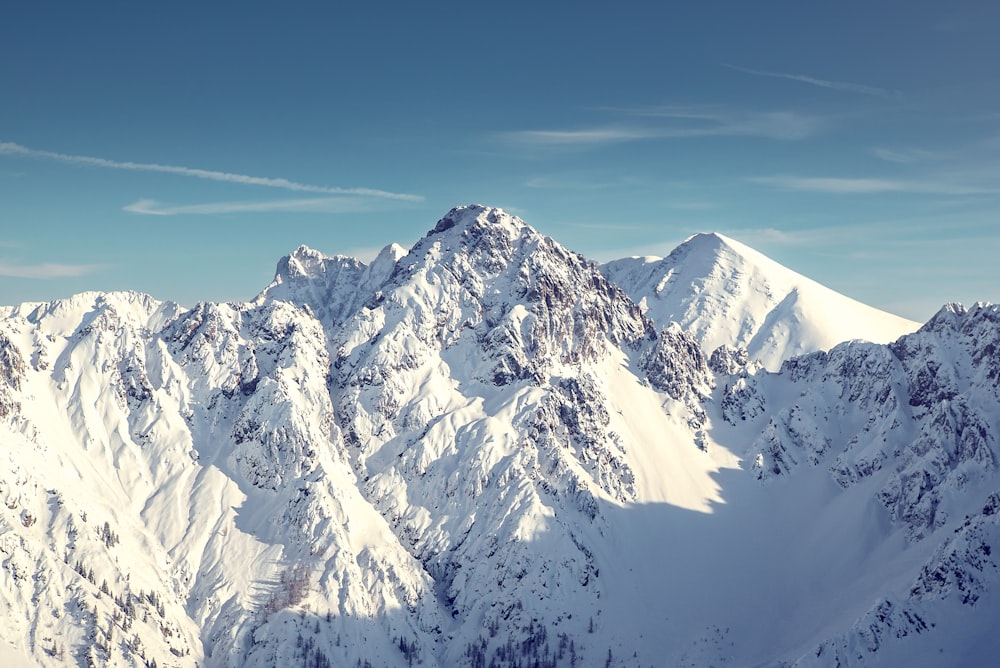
left=0, top=205, right=996, bottom=667
left=602, top=232, right=918, bottom=371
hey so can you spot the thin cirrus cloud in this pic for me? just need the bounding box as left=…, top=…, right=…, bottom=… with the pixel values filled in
left=0, top=142, right=423, bottom=202
left=505, top=127, right=660, bottom=146
left=525, top=175, right=625, bottom=190
left=724, top=64, right=899, bottom=98
left=0, top=260, right=104, bottom=279
left=747, top=175, right=999, bottom=195
left=869, top=147, right=944, bottom=164
left=501, top=108, right=825, bottom=147
left=123, top=197, right=378, bottom=216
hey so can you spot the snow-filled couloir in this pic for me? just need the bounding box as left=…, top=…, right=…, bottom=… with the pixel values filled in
left=0, top=205, right=997, bottom=667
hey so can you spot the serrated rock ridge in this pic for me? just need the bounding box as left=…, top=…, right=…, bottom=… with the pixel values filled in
left=0, top=207, right=996, bottom=667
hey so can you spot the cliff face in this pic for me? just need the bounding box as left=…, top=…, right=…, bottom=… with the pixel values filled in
left=0, top=206, right=996, bottom=667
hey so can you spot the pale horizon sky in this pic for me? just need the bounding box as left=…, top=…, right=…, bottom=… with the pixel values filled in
left=2, top=2, right=999, bottom=322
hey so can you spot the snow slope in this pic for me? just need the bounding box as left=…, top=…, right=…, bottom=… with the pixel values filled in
left=602, top=232, right=919, bottom=370
left=0, top=205, right=997, bottom=667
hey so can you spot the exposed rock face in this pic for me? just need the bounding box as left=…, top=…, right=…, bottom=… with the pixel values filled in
left=733, top=303, right=999, bottom=540
left=0, top=206, right=997, bottom=667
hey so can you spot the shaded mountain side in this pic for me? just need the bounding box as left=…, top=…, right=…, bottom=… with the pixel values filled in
left=0, top=206, right=996, bottom=667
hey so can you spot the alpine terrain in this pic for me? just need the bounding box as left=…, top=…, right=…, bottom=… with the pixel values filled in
left=1, top=205, right=997, bottom=667
left=602, top=232, right=919, bottom=371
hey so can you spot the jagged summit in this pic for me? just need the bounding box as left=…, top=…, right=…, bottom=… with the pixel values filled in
left=260, top=210, right=916, bottom=373
left=603, top=229, right=919, bottom=370
left=917, top=300, right=999, bottom=334
left=415, top=205, right=539, bottom=271
left=257, top=243, right=401, bottom=325
left=274, top=244, right=338, bottom=280
left=1, top=205, right=999, bottom=667
left=428, top=204, right=525, bottom=237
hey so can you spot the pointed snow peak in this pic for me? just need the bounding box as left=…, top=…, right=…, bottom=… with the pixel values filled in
left=374, top=242, right=408, bottom=266
left=667, top=231, right=771, bottom=271
left=680, top=231, right=728, bottom=248
left=603, top=230, right=920, bottom=370
left=364, top=242, right=408, bottom=289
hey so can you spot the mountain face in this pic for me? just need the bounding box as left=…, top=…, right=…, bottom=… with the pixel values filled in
left=0, top=205, right=997, bottom=667
left=602, top=232, right=919, bottom=370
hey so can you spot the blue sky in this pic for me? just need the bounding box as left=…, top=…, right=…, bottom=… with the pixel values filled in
left=2, top=1, right=998, bottom=321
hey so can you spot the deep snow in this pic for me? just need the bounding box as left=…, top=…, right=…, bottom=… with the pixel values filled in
left=0, top=206, right=996, bottom=667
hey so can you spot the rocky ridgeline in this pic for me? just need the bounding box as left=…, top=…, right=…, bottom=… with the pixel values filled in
left=0, top=206, right=997, bottom=666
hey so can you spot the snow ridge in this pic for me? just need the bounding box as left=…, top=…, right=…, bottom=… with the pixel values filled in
left=602, top=231, right=919, bottom=370
left=0, top=205, right=997, bottom=667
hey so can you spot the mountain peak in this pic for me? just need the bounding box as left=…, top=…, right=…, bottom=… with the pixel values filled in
left=429, top=204, right=525, bottom=237
left=603, top=230, right=919, bottom=370
left=670, top=231, right=772, bottom=269
left=276, top=244, right=333, bottom=280
left=680, top=231, right=729, bottom=247
left=2, top=206, right=999, bottom=667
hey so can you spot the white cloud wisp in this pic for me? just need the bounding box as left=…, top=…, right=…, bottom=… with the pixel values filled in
left=502, top=109, right=824, bottom=147
left=724, top=64, right=899, bottom=98
left=747, top=175, right=1000, bottom=196
left=123, top=197, right=379, bottom=216
left=0, top=142, right=423, bottom=202
left=0, top=260, right=104, bottom=279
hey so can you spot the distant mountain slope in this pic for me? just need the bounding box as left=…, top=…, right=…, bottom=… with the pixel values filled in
left=719, top=301, right=1000, bottom=666
left=0, top=206, right=997, bottom=667
left=602, top=232, right=919, bottom=370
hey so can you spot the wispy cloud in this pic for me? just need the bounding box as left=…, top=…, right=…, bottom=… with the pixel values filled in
left=502, top=108, right=824, bottom=147
left=724, top=64, right=899, bottom=98
left=505, top=127, right=659, bottom=147
left=0, top=260, right=104, bottom=279
left=0, top=141, right=423, bottom=202
left=869, top=147, right=944, bottom=164
left=747, top=175, right=999, bottom=196
left=525, top=174, right=638, bottom=190
left=123, top=197, right=378, bottom=216
left=664, top=201, right=717, bottom=211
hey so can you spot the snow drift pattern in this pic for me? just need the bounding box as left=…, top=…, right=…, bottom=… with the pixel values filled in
left=0, top=205, right=996, bottom=667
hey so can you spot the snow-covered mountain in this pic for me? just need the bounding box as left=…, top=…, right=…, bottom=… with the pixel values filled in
left=602, top=232, right=919, bottom=370
left=0, top=205, right=997, bottom=667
